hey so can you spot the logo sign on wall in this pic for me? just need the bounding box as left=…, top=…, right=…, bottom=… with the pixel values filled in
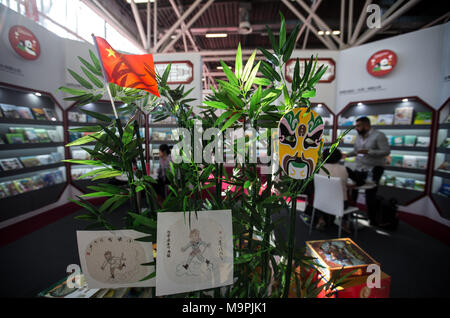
left=278, top=108, right=324, bottom=180
left=8, top=25, right=41, bottom=60
left=285, top=58, right=336, bottom=83
left=155, top=61, right=193, bottom=84
left=367, top=50, right=397, bottom=77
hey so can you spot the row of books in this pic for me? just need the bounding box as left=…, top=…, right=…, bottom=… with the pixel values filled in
left=440, top=138, right=450, bottom=148
left=71, top=167, right=97, bottom=179
left=0, top=170, right=65, bottom=199
left=380, top=175, right=425, bottom=191
left=386, top=154, right=427, bottom=169
left=71, top=149, right=91, bottom=160
left=437, top=183, right=450, bottom=197
left=0, top=103, right=58, bottom=121
left=69, top=131, right=95, bottom=143
left=339, top=107, right=432, bottom=126
left=437, top=161, right=449, bottom=172
left=68, top=111, right=130, bottom=124
left=150, top=131, right=175, bottom=141
left=341, top=134, right=430, bottom=147
left=0, top=127, right=63, bottom=144
left=38, top=274, right=152, bottom=298
left=0, top=152, right=63, bottom=171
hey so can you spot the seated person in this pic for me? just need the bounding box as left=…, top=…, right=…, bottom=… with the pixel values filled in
left=155, top=144, right=172, bottom=205
left=315, top=147, right=351, bottom=231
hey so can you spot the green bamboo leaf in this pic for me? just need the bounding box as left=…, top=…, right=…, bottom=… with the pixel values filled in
left=109, top=83, right=117, bottom=98
left=129, top=212, right=157, bottom=229
left=203, top=100, right=229, bottom=110
left=244, top=61, right=261, bottom=92
left=68, top=126, right=103, bottom=133
left=68, top=197, right=99, bottom=215
left=220, top=112, right=242, bottom=132
left=89, top=50, right=102, bottom=73
left=293, top=58, right=300, bottom=91
left=261, top=61, right=281, bottom=82
left=78, top=56, right=103, bottom=77
left=78, top=168, right=110, bottom=180
left=75, top=214, right=97, bottom=220
left=161, top=63, right=172, bottom=85
left=242, top=50, right=257, bottom=82
left=65, top=133, right=101, bottom=147
left=80, top=66, right=104, bottom=88
left=250, top=85, right=262, bottom=116
left=81, top=191, right=115, bottom=198
left=139, top=271, right=156, bottom=281
left=217, top=79, right=241, bottom=97
left=220, top=61, right=238, bottom=86
left=266, top=25, right=279, bottom=55
left=235, top=43, right=243, bottom=79
left=282, top=22, right=301, bottom=63
left=58, top=86, right=87, bottom=96
left=214, top=110, right=234, bottom=127
left=252, top=77, right=271, bottom=86
left=68, top=69, right=93, bottom=89
left=91, top=170, right=123, bottom=181
left=99, top=196, right=121, bottom=213
left=279, top=12, right=286, bottom=51
left=122, top=124, right=134, bottom=145
left=301, top=89, right=316, bottom=98
left=258, top=47, right=279, bottom=66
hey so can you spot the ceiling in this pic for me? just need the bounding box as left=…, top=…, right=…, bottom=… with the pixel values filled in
left=86, top=0, right=449, bottom=80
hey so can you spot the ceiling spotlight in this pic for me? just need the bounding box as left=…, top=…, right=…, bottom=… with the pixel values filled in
left=325, top=31, right=331, bottom=35
left=35, top=92, right=42, bottom=96
left=402, top=98, right=408, bottom=102
left=332, top=30, right=341, bottom=35
left=317, top=30, right=324, bottom=35
left=217, top=66, right=223, bottom=70
left=317, top=104, right=322, bottom=108
left=205, top=33, right=228, bottom=38
left=357, top=102, right=363, bottom=106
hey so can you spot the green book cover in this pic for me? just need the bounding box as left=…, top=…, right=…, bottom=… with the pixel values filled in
left=413, top=112, right=432, bottom=124
left=391, top=136, right=404, bottom=146
left=404, top=135, right=416, bottom=146
left=391, top=155, right=403, bottom=167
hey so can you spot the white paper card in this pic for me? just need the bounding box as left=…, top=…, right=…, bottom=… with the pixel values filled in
left=76, top=230, right=155, bottom=289
left=156, top=210, right=233, bottom=296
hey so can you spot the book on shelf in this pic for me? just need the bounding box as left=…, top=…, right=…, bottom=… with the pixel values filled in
left=416, top=136, right=430, bottom=147
left=377, top=114, right=394, bottom=125
left=394, top=106, right=414, bottom=125
left=0, top=158, right=24, bottom=171
left=322, top=116, right=333, bottom=126
left=404, top=135, right=416, bottom=146
left=3, top=181, right=20, bottom=196
left=339, top=116, right=355, bottom=126
left=440, top=138, right=450, bottom=148
left=20, top=156, right=41, bottom=167
left=391, top=136, right=404, bottom=146
left=43, top=108, right=58, bottom=121
left=414, top=180, right=425, bottom=191
left=343, top=134, right=356, bottom=144
left=36, top=154, right=55, bottom=165
left=0, top=183, right=8, bottom=198
left=14, top=178, right=35, bottom=193
left=68, top=112, right=87, bottom=123
left=5, top=133, right=25, bottom=144
left=16, top=106, right=34, bottom=119
left=24, top=128, right=39, bottom=143
left=402, top=155, right=416, bottom=168
left=367, top=115, right=378, bottom=126
left=416, top=157, right=427, bottom=169
left=438, top=183, right=450, bottom=197
left=34, top=129, right=51, bottom=143
left=437, top=161, right=450, bottom=171
left=0, top=104, right=21, bottom=118
left=71, top=149, right=90, bottom=160
left=32, top=175, right=45, bottom=189
left=47, top=130, right=61, bottom=142
left=31, top=108, right=47, bottom=120
left=413, top=112, right=432, bottom=125
left=403, top=179, right=416, bottom=189
left=390, top=155, right=403, bottom=167
left=51, top=152, right=63, bottom=162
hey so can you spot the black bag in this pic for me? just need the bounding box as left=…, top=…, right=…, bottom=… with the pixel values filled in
left=375, top=195, right=399, bottom=230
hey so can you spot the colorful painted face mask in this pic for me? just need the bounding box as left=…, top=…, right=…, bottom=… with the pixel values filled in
left=278, top=107, right=324, bottom=180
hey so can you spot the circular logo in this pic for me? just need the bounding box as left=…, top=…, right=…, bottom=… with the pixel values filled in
left=8, top=25, right=40, bottom=60
left=278, top=107, right=324, bottom=180
left=367, top=50, right=397, bottom=77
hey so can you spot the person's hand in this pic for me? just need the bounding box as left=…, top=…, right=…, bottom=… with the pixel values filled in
left=357, top=149, right=369, bottom=155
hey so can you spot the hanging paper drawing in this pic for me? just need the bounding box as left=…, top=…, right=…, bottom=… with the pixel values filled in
left=278, top=107, right=324, bottom=179
left=76, top=230, right=155, bottom=289
left=156, top=210, right=233, bottom=296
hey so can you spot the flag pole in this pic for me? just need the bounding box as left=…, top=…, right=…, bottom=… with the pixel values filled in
left=91, top=34, right=119, bottom=120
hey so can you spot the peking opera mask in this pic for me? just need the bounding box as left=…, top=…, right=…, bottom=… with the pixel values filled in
left=278, top=107, right=324, bottom=180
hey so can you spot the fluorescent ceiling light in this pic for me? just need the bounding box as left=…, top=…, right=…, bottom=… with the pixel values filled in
left=317, top=30, right=324, bottom=35
left=126, top=0, right=154, bottom=3
left=402, top=98, right=408, bottom=102
left=205, top=33, right=228, bottom=38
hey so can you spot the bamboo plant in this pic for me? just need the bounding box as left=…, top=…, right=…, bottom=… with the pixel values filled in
left=60, top=12, right=353, bottom=298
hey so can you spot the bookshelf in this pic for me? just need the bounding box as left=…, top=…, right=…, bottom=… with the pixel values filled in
left=430, top=99, right=450, bottom=219
left=337, top=97, right=435, bottom=206
left=311, top=103, right=335, bottom=147
left=0, top=84, right=67, bottom=221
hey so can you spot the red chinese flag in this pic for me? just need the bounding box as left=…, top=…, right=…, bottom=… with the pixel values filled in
left=94, top=36, right=160, bottom=97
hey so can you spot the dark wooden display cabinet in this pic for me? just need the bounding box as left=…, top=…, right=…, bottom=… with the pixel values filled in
left=337, top=96, right=435, bottom=206
left=430, top=98, right=450, bottom=220
left=0, top=83, right=67, bottom=222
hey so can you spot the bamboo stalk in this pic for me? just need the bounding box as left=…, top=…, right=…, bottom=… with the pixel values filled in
left=283, top=189, right=298, bottom=298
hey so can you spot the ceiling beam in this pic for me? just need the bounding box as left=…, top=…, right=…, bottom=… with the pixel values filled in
left=147, top=0, right=151, bottom=50
left=340, top=0, right=345, bottom=48
left=281, top=0, right=337, bottom=50
left=296, top=0, right=345, bottom=47
left=161, top=0, right=215, bottom=53
left=347, top=0, right=353, bottom=43
left=168, top=0, right=199, bottom=51
left=354, top=0, right=421, bottom=46
left=153, top=0, right=157, bottom=48
left=349, top=0, right=372, bottom=45
left=421, top=12, right=450, bottom=29
left=296, top=0, right=322, bottom=44
left=153, top=0, right=203, bottom=53
left=129, top=0, right=148, bottom=50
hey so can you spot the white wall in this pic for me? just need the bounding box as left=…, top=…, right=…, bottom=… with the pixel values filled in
left=336, top=23, right=447, bottom=112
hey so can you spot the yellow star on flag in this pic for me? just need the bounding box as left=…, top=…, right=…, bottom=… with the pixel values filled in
left=106, top=47, right=116, bottom=58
